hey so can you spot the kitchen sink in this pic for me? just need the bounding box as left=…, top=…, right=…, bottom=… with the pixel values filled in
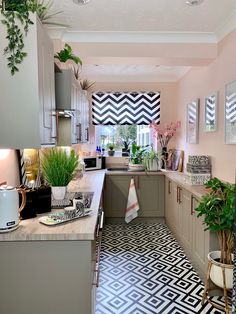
left=107, top=167, right=128, bottom=171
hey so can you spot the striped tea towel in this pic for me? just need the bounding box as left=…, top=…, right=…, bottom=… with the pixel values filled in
left=125, top=178, right=139, bottom=223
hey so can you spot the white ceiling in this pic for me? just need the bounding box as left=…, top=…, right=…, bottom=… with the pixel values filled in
left=51, top=0, right=236, bottom=33
left=49, top=0, right=236, bottom=82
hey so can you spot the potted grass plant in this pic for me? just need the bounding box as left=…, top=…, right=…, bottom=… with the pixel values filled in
left=41, top=148, right=79, bottom=200
left=195, top=177, right=235, bottom=290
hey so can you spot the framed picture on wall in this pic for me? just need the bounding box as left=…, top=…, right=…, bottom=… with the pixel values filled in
left=225, top=80, right=236, bottom=144
left=186, top=99, right=199, bottom=144
left=204, top=92, right=218, bottom=132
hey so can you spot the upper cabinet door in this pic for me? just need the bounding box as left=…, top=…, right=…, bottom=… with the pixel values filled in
left=0, top=14, right=56, bottom=148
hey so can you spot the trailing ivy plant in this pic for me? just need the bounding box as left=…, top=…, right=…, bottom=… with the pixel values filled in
left=1, top=0, right=66, bottom=75
left=1, top=0, right=33, bottom=75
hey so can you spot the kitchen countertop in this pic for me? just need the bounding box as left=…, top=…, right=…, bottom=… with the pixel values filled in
left=0, top=168, right=208, bottom=242
left=0, top=170, right=105, bottom=242
left=164, top=170, right=208, bottom=199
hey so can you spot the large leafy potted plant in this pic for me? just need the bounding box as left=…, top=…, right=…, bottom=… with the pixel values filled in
left=195, top=177, right=235, bottom=290
left=41, top=148, right=79, bottom=200
left=128, top=143, right=147, bottom=171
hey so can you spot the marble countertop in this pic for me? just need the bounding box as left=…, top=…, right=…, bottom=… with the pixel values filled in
left=0, top=168, right=209, bottom=242
left=163, top=170, right=208, bottom=199
left=0, top=170, right=105, bottom=242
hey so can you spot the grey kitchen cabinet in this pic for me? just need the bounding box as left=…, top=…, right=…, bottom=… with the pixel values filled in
left=104, top=175, right=132, bottom=217
left=178, top=186, right=192, bottom=256
left=55, top=70, right=89, bottom=145
left=164, top=177, right=218, bottom=279
left=104, top=174, right=165, bottom=218
left=0, top=14, right=56, bottom=149
left=138, top=175, right=164, bottom=217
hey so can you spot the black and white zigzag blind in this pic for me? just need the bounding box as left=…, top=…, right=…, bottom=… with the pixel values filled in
left=92, top=91, right=160, bottom=125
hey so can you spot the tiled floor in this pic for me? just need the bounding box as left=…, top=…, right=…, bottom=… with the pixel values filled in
left=96, top=222, right=226, bottom=314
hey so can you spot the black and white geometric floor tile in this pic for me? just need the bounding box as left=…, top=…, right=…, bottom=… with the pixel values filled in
left=96, top=222, right=226, bottom=314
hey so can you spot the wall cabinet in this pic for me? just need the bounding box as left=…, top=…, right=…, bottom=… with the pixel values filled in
left=55, top=70, right=89, bottom=145
left=0, top=14, right=56, bottom=148
left=104, top=175, right=164, bottom=218
left=165, top=177, right=218, bottom=279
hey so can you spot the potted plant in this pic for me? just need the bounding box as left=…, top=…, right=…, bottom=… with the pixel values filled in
left=143, top=146, right=160, bottom=172
left=54, top=43, right=82, bottom=79
left=195, top=177, right=235, bottom=290
left=1, top=0, right=65, bottom=75
left=80, top=79, right=95, bottom=92
left=128, top=143, right=147, bottom=171
left=41, top=148, right=79, bottom=200
left=107, top=144, right=115, bottom=157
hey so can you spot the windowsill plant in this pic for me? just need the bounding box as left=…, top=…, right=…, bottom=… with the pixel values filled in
left=128, top=143, right=147, bottom=171
left=107, top=144, right=115, bottom=157
left=143, top=146, right=160, bottom=172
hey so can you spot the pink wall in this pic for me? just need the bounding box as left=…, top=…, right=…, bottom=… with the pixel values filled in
left=174, top=30, right=236, bottom=183
left=0, top=150, right=20, bottom=186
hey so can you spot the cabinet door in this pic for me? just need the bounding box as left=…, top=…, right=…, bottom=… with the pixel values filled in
left=179, top=188, right=192, bottom=256
left=165, top=177, right=173, bottom=228
left=171, top=182, right=181, bottom=236
left=37, top=21, right=56, bottom=145
left=104, top=175, right=133, bottom=217
left=191, top=196, right=210, bottom=275
left=138, top=176, right=164, bottom=217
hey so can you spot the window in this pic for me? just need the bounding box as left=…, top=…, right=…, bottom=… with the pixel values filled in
left=95, top=124, right=153, bottom=151
left=92, top=91, right=160, bottom=152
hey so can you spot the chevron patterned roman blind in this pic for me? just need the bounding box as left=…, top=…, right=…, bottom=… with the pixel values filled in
left=92, top=91, right=160, bottom=125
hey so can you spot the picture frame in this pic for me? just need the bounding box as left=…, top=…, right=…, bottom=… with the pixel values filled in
left=17, top=149, right=41, bottom=188
left=225, top=80, right=236, bottom=144
left=204, top=92, right=218, bottom=132
left=186, top=99, right=199, bottom=144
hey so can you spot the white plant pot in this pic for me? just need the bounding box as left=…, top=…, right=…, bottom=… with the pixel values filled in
left=128, top=163, right=144, bottom=172
left=146, top=159, right=160, bottom=172
left=208, top=251, right=233, bottom=289
left=51, top=186, right=67, bottom=200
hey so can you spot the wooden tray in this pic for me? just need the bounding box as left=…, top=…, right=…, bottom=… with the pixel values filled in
left=38, top=209, right=92, bottom=226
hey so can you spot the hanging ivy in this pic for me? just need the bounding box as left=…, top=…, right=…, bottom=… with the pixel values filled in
left=1, top=0, right=33, bottom=75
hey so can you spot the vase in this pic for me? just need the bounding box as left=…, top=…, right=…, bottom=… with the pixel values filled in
left=51, top=186, right=67, bottom=200
left=161, top=146, right=168, bottom=169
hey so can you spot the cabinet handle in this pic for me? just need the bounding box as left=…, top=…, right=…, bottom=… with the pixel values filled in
left=190, top=195, right=198, bottom=215
left=178, top=187, right=182, bottom=204
left=176, top=186, right=179, bottom=203
left=168, top=180, right=171, bottom=194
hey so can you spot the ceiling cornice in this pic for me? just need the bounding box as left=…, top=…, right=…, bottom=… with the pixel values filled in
left=215, top=10, right=236, bottom=41
left=47, top=29, right=217, bottom=44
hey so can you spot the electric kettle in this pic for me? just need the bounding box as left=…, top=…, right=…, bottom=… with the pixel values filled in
left=0, top=186, right=26, bottom=232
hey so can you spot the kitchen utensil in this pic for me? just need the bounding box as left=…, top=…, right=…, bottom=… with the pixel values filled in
left=0, top=185, right=26, bottom=232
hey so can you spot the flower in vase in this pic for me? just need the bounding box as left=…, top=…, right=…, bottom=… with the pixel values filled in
left=149, top=121, right=181, bottom=148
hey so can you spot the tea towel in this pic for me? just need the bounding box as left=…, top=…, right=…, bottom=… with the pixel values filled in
left=125, top=178, right=139, bottom=223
